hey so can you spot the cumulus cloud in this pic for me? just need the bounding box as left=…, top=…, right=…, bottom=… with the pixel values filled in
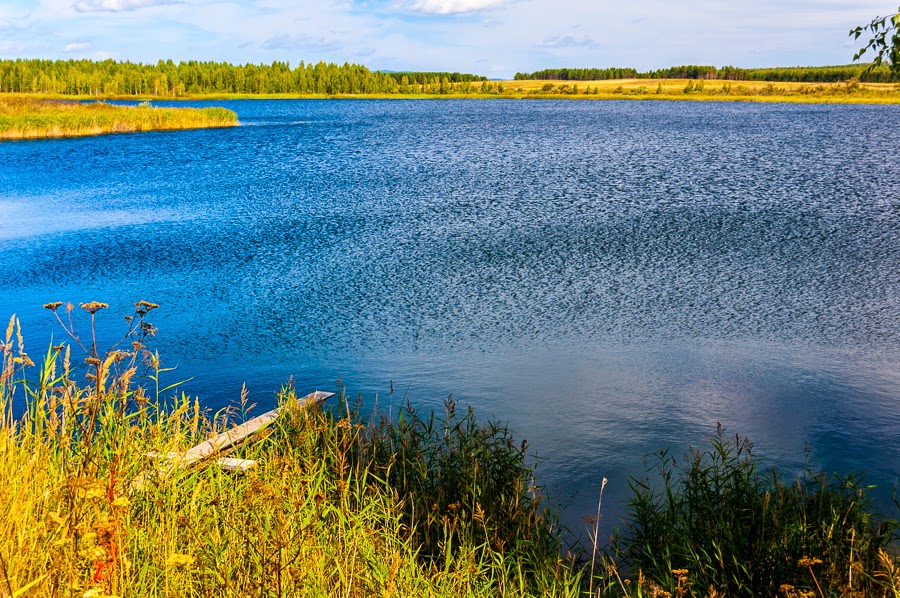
left=73, top=0, right=179, bottom=13
left=64, top=41, right=91, bottom=51
left=536, top=34, right=598, bottom=49
left=405, top=0, right=506, bottom=15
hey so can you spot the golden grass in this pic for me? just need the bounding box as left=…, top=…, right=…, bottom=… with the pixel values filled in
left=7, top=77, right=900, bottom=104
left=0, top=97, right=238, bottom=140
left=500, top=78, right=900, bottom=104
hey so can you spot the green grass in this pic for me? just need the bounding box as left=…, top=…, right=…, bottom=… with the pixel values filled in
left=0, top=97, right=237, bottom=139
left=1, top=303, right=898, bottom=597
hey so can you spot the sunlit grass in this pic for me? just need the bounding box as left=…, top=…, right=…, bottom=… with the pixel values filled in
left=501, top=78, right=900, bottom=104
left=10, top=77, right=900, bottom=104
left=0, top=97, right=238, bottom=139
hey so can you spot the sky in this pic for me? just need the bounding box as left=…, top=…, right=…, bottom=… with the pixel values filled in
left=0, top=0, right=894, bottom=78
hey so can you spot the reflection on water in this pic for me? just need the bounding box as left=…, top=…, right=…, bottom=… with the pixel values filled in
left=1, top=99, right=898, bottom=535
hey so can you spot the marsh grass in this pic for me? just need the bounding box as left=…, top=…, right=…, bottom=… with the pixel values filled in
left=1, top=303, right=897, bottom=597
left=610, top=426, right=899, bottom=598
left=0, top=97, right=237, bottom=139
left=0, top=303, right=579, bottom=597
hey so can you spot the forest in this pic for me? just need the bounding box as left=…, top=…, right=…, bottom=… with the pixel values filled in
left=0, top=59, right=487, bottom=96
left=515, top=63, right=900, bottom=83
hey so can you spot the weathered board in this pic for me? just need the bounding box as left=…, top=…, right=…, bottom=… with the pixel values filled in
left=134, top=390, right=333, bottom=488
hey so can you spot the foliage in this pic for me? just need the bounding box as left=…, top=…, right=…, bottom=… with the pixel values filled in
left=851, top=7, right=900, bottom=74
left=514, top=63, right=900, bottom=83
left=382, top=71, right=487, bottom=84
left=0, top=58, right=487, bottom=97
left=616, top=426, right=899, bottom=597
left=513, top=67, right=640, bottom=81
left=0, top=97, right=237, bottom=139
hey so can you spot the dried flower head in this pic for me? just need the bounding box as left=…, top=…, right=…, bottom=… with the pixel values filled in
left=80, top=302, right=109, bottom=315
left=43, top=301, right=63, bottom=311
left=135, top=300, right=159, bottom=312
left=798, top=556, right=823, bottom=567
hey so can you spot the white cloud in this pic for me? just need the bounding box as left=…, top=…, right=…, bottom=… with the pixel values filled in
left=73, top=0, right=179, bottom=13
left=537, top=34, right=598, bottom=49
left=404, top=0, right=506, bottom=15
left=261, top=33, right=342, bottom=52
left=63, top=41, right=91, bottom=51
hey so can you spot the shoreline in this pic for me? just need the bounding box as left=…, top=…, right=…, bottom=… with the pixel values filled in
left=4, top=77, right=900, bottom=105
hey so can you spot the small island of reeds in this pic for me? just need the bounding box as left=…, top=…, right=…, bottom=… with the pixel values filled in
left=0, top=97, right=237, bottom=140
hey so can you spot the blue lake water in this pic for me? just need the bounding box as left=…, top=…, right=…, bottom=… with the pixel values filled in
left=1, top=99, right=898, bottom=537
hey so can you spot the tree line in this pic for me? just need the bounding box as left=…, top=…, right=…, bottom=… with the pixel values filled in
left=515, top=63, right=899, bottom=83
left=0, top=59, right=488, bottom=96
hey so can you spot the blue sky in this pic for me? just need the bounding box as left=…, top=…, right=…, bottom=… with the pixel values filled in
left=0, top=0, right=893, bottom=78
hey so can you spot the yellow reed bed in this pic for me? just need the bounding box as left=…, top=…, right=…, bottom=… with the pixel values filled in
left=0, top=97, right=237, bottom=140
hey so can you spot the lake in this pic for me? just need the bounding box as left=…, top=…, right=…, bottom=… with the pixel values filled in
left=1, top=99, right=898, bottom=538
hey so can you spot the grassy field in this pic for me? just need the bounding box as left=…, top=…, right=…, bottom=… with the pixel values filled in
left=8, top=77, right=900, bottom=104
left=501, top=78, right=900, bottom=103
left=0, top=97, right=238, bottom=139
left=1, top=303, right=898, bottom=597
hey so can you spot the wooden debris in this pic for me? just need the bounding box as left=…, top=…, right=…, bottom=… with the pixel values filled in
left=133, top=390, right=332, bottom=489
left=216, top=457, right=257, bottom=472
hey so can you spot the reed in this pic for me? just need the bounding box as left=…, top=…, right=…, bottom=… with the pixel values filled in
left=0, top=97, right=237, bottom=139
left=608, top=427, right=899, bottom=597
left=1, top=303, right=897, bottom=597
left=0, top=303, right=578, bottom=597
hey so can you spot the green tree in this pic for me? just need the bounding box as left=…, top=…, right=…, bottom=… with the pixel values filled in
left=851, top=6, right=900, bottom=73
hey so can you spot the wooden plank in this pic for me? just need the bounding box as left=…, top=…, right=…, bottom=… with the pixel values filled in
left=176, top=390, right=332, bottom=466
left=133, top=390, right=332, bottom=489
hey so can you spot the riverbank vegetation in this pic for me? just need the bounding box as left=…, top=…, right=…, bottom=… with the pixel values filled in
left=0, top=97, right=237, bottom=139
left=3, top=58, right=900, bottom=104
left=514, top=63, right=900, bottom=83
left=503, top=77, right=900, bottom=103
left=1, top=304, right=898, bottom=597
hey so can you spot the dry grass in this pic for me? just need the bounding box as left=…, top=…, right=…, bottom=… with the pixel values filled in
left=9, top=77, right=900, bottom=104
left=0, top=97, right=238, bottom=140
left=495, top=78, right=900, bottom=104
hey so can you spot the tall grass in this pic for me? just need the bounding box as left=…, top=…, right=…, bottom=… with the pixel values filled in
left=0, top=97, right=237, bottom=139
left=0, top=303, right=578, bottom=597
left=611, top=427, right=899, bottom=597
left=1, top=303, right=897, bottom=597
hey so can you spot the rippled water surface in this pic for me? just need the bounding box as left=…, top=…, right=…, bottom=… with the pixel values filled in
left=1, top=99, right=898, bottom=532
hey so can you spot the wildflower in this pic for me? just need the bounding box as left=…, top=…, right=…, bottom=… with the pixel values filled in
left=166, top=553, right=195, bottom=568
left=135, top=300, right=159, bottom=312
left=798, top=556, right=823, bottom=567
left=111, top=496, right=130, bottom=508
left=672, top=569, right=688, bottom=577
left=43, top=301, right=63, bottom=311
left=80, top=302, right=109, bottom=314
